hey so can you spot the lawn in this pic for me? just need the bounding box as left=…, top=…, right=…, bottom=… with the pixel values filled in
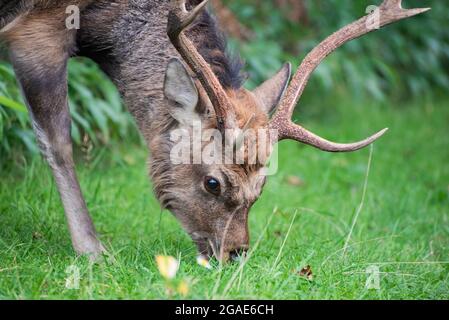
left=0, top=95, right=448, bottom=299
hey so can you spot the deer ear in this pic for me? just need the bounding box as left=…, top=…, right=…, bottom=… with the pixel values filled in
left=253, top=63, right=291, bottom=115
left=164, top=58, right=200, bottom=124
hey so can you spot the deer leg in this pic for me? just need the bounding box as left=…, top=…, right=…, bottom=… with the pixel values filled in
left=7, top=25, right=105, bottom=258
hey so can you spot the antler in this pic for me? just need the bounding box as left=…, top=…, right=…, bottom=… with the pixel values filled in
left=167, top=0, right=234, bottom=133
left=269, top=0, right=430, bottom=152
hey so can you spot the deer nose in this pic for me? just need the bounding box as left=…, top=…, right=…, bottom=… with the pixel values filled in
left=229, top=247, right=248, bottom=262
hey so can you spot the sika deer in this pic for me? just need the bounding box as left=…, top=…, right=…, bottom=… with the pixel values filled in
left=0, top=0, right=429, bottom=261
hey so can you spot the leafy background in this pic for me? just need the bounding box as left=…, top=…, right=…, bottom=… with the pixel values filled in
left=0, top=0, right=448, bottom=156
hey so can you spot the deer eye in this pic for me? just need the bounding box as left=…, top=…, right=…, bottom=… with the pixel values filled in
left=204, top=176, right=221, bottom=196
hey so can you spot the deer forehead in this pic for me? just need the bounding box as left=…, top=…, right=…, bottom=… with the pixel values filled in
left=227, top=88, right=269, bottom=129
left=197, top=84, right=269, bottom=130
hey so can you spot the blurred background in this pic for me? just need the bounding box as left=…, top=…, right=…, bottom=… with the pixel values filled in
left=0, top=0, right=448, bottom=161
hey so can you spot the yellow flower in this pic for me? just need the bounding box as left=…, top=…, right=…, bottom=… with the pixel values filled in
left=196, top=255, right=213, bottom=270
left=177, top=280, right=189, bottom=297
left=155, top=255, right=179, bottom=280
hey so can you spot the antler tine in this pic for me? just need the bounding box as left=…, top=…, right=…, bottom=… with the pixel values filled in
left=269, top=0, right=430, bottom=151
left=279, top=127, right=389, bottom=153
left=167, top=0, right=234, bottom=132
left=169, top=0, right=210, bottom=34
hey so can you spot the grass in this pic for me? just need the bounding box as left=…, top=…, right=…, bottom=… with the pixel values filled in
left=0, top=95, right=448, bottom=300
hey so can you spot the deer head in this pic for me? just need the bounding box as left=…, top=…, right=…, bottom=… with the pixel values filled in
left=158, top=0, right=429, bottom=262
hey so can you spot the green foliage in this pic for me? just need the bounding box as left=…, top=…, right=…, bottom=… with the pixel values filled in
left=67, top=59, right=134, bottom=146
left=0, top=61, right=33, bottom=154
left=228, top=0, right=449, bottom=100
left=0, top=58, right=136, bottom=157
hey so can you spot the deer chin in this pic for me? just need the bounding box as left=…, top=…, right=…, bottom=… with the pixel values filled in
left=190, top=231, right=216, bottom=259
left=165, top=208, right=219, bottom=260
left=190, top=231, right=233, bottom=263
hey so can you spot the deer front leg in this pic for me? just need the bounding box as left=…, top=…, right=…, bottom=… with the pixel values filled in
left=7, top=31, right=105, bottom=259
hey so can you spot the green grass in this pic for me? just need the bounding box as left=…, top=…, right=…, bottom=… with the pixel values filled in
left=0, top=95, right=448, bottom=300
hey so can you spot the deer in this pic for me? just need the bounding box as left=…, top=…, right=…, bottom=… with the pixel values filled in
left=0, top=0, right=429, bottom=262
